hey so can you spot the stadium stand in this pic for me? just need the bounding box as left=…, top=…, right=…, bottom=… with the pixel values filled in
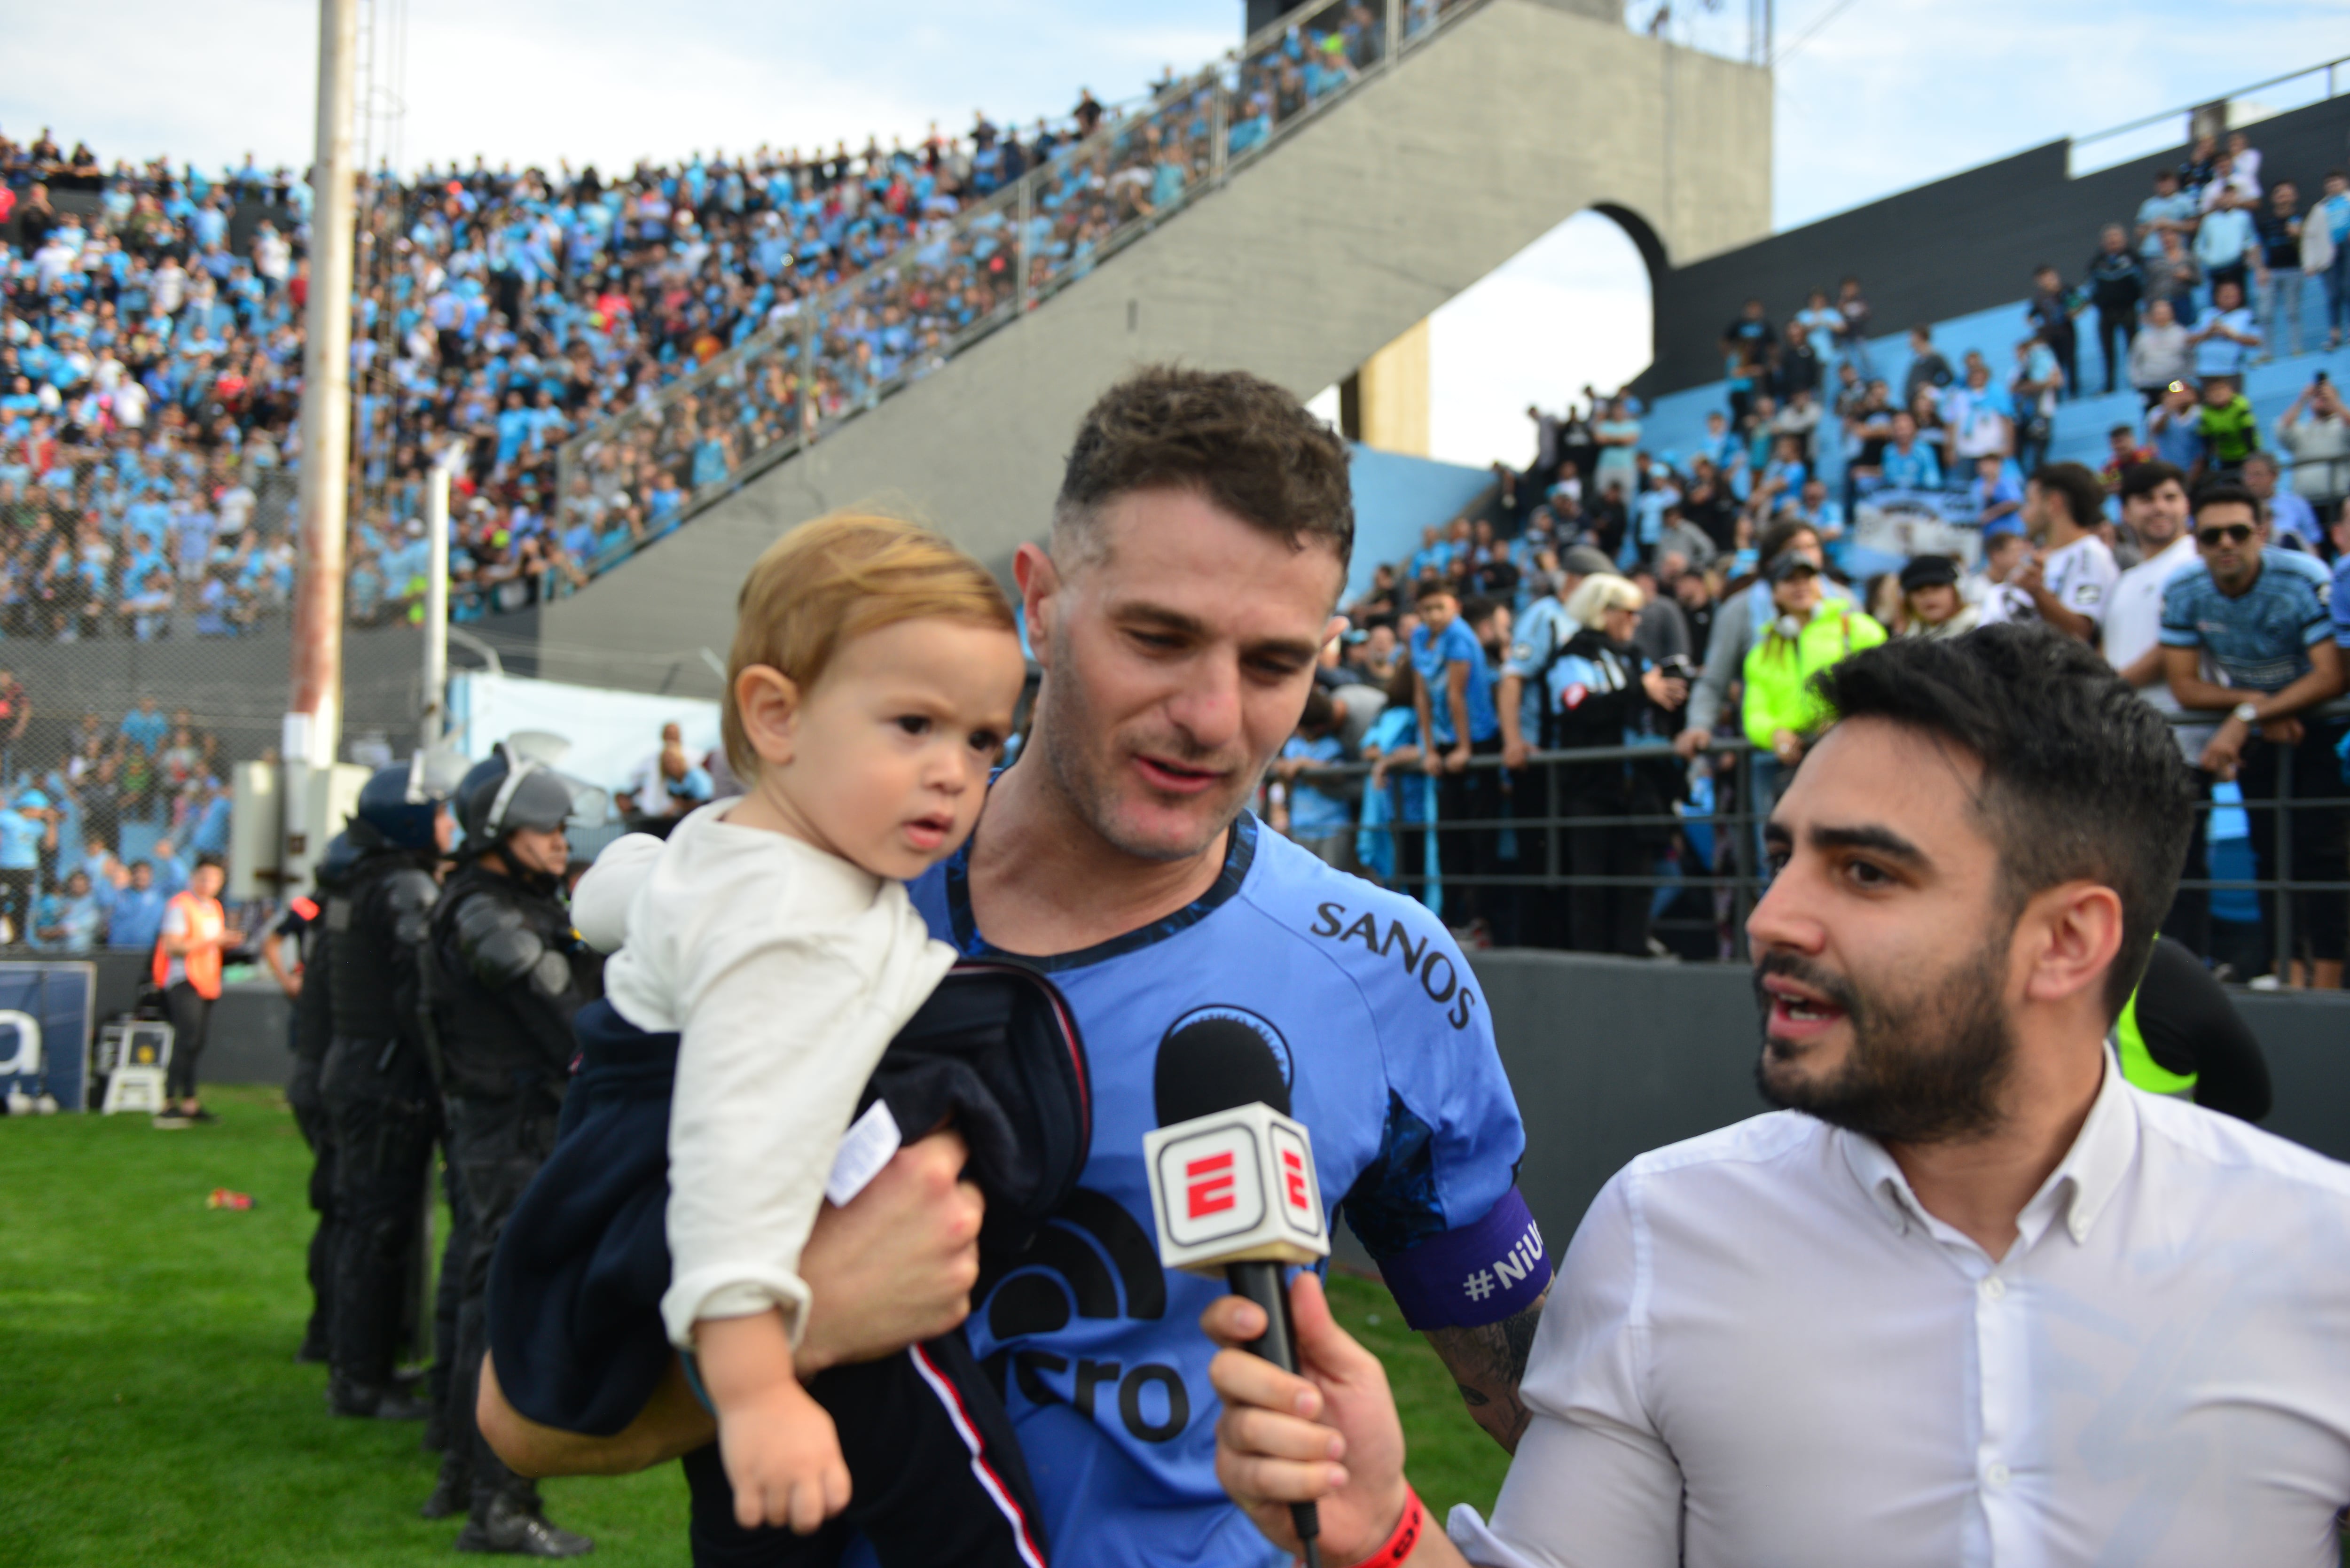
left=7, top=9, right=2350, bottom=985
left=0, top=0, right=1446, bottom=639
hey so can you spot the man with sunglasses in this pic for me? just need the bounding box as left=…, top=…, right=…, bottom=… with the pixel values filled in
left=2161, top=481, right=2348, bottom=987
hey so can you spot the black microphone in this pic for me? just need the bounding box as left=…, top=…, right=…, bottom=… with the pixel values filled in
left=1148, top=1012, right=1327, bottom=1568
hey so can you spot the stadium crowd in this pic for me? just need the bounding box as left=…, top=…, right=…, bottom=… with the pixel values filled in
left=0, top=691, right=245, bottom=953
left=1267, top=126, right=2350, bottom=986
left=0, top=0, right=1427, bottom=636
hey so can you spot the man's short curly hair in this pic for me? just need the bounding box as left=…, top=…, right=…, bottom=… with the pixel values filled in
left=1053, top=366, right=1353, bottom=580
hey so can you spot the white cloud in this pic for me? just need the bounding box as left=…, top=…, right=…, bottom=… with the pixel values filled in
left=0, top=0, right=1233, bottom=177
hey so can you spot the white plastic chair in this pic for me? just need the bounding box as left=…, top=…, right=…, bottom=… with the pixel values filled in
left=98, top=1019, right=173, bottom=1116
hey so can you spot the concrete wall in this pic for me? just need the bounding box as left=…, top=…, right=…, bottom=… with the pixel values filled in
left=1634, top=92, right=2350, bottom=398
left=186, top=949, right=2346, bottom=1278
left=511, top=0, right=1773, bottom=696
left=1468, top=951, right=2350, bottom=1255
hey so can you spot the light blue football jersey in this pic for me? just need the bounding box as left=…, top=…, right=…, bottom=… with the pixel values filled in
left=880, top=811, right=1544, bottom=1568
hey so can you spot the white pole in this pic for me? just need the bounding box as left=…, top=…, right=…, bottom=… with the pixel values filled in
left=284, top=0, right=360, bottom=892
left=420, top=445, right=461, bottom=747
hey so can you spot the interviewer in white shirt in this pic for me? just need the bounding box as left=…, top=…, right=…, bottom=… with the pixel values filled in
left=1206, top=624, right=2350, bottom=1567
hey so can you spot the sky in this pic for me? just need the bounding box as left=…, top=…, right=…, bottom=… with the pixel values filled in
left=7, top=0, right=2346, bottom=467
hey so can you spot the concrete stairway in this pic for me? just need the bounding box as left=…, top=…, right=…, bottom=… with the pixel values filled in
left=496, top=0, right=1771, bottom=694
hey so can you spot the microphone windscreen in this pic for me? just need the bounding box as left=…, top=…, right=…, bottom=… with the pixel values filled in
left=1153, top=1012, right=1291, bottom=1126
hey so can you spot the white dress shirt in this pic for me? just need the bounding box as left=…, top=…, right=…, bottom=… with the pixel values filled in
left=1449, top=1055, right=2350, bottom=1567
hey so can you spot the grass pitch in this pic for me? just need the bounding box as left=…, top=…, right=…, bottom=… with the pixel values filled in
left=0, top=1085, right=1507, bottom=1565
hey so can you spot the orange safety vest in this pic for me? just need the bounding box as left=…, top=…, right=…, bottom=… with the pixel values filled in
left=153, top=890, right=225, bottom=999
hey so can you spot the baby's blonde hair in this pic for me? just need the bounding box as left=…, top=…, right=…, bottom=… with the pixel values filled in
left=722, top=512, right=1015, bottom=779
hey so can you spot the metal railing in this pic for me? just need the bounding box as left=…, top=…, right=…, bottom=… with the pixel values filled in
left=543, top=0, right=1492, bottom=599
left=1285, top=702, right=2350, bottom=981
left=2068, top=55, right=2350, bottom=179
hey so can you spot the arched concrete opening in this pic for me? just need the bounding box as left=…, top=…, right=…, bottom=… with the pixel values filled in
left=1420, top=206, right=1662, bottom=468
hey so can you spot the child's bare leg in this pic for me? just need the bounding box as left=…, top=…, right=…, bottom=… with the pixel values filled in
left=695, top=1310, right=853, bottom=1533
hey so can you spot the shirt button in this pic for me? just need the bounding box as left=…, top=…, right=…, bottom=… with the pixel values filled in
left=1986, top=1462, right=2011, bottom=1489
left=1980, top=1276, right=2006, bottom=1301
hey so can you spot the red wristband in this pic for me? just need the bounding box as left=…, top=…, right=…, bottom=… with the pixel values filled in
left=1330, top=1484, right=1424, bottom=1568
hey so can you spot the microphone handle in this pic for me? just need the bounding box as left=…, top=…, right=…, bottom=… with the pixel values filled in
left=1227, top=1261, right=1323, bottom=1568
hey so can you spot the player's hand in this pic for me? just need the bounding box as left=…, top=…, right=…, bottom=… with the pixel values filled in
left=1204, top=1274, right=1411, bottom=1565
left=1501, top=737, right=1529, bottom=771
left=795, top=1130, right=983, bottom=1375
left=1673, top=726, right=1712, bottom=760
left=717, top=1375, right=853, bottom=1533
left=1444, top=743, right=1471, bottom=775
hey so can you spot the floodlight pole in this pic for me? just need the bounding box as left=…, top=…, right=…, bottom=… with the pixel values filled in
left=419, top=444, right=464, bottom=748
left=285, top=0, right=360, bottom=889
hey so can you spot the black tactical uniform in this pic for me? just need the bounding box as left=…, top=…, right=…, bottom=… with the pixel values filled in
left=279, top=832, right=356, bottom=1364
left=423, top=746, right=595, bottom=1558
left=321, top=766, right=447, bottom=1420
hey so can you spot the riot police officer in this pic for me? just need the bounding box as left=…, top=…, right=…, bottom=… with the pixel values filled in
left=423, top=745, right=595, bottom=1557
left=265, top=829, right=356, bottom=1364
left=321, top=760, right=451, bottom=1421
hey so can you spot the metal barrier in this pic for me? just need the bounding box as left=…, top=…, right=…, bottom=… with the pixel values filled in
left=1285, top=703, right=2350, bottom=981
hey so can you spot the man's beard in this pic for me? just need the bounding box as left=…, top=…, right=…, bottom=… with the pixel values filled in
left=1033, top=646, right=1250, bottom=866
left=1753, top=939, right=2017, bottom=1146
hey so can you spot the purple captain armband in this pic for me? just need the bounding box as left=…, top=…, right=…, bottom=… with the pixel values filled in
left=1374, top=1186, right=1552, bottom=1331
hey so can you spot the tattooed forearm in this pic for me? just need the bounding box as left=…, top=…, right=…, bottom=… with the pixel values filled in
left=1424, top=1291, right=1547, bottom=1454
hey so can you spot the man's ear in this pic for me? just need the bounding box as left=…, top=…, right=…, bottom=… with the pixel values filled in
left=2018, top=880, right=2125, bottom=1011
left=1014, top=542, right=1060, bottom=671
left=733, top=664, right=801, bottom=770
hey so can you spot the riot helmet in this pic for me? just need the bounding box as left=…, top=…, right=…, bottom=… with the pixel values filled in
left=454, top=742, right=576, bottom=861
left=350, top=753, right=458, bottom=853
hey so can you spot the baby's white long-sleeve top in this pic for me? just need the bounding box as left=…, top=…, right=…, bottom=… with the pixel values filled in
left=595, top=802, right=957, bottom=1350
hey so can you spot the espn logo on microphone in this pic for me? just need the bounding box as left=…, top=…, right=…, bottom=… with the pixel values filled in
left=1144, top=1103, right=1330, bottom=1276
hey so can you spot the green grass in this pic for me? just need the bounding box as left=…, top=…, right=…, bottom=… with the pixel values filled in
left=1321, top=1273, right=1512, bottom=1526
left=0, top=1087, right=1505, bottom=1565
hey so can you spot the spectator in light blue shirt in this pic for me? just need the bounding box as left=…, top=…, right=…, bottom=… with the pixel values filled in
left=2136, top=169, right=2200, bottom=261
left=35, top=872, right=102, bottom=954
left=1877, top=412, right=1943, bottom=491
left=188, top=789, right=233, bottom=858
left=149, top=837, right=190, bottom=898
left=1409, top=590, right=1499, bottom=750
left=108, top=863, right=166, bottom=952
left=0, top=798, right=44, bottom=870
left=2193, top=193, right=2260, bottom=301
left=2188, top=279, right=2263, bottom=379
left=120, top=696, right=168, bottom=754
left=1271, top=688, right=1356, bottom=871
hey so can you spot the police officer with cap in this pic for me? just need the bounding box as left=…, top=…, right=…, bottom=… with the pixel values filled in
left=322, top=757, right=454, bottom=1421
left=422, top=743, right=594, bottom=1557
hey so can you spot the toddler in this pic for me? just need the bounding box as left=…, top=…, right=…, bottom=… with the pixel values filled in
left=588, top=513, right=1026, bottom=1537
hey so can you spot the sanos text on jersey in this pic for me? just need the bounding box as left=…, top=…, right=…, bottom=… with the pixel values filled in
left=1308, top=902, right=1480, bottom=1031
